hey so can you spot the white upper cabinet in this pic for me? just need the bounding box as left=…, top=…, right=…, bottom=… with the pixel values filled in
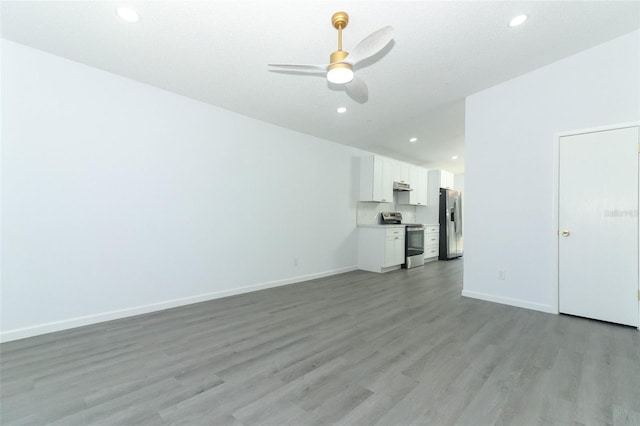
left=359, top=156, right=393, bottom=203
left=407, top=166, right=418, bottom=188
left=393, top=162, right=410, bottom=184
left=440, top=170, right=455, bottom=189
left=361, top=155, right=432, bottom=206
left=428, top=169, right=455, bottom=190
left=398, top=166, right=429, bottom=206
left=416, top=168, right=429, bottom=206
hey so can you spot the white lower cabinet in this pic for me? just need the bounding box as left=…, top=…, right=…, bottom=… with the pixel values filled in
left=384, top=231, right=405, bottom=267
left=424, top=225, right=439, bottom=261
left=358, top=227, right=405, bottom=273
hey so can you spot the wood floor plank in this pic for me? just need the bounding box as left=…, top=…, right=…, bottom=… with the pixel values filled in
left=2, top=259, right=639, bottom=425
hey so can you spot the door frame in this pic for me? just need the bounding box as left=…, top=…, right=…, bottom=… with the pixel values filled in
left=552, top=121, right=640, bottom=329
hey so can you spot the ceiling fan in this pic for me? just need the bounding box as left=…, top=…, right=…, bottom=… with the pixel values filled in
left=268, top=12, right=394, bottom=101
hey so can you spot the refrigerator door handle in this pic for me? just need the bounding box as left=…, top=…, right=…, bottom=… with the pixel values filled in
left=452, top=209, right=456, bottom=232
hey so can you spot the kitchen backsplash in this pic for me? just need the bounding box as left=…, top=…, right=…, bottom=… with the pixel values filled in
left=356, top=198, right=417, bottom=225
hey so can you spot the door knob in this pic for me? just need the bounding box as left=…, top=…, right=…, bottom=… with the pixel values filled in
left=561, top=230, right=570, bottom=237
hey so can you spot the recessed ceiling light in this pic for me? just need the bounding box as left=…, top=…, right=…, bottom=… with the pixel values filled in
left=409, top=137, right=417, bottom=143
left=452, top=155, right=459, bottom=160
left=337, top=107, right=347, bottom=114
left=509, top=14, right=527, bottom=27
left=116, top=7, right=140, bottom=23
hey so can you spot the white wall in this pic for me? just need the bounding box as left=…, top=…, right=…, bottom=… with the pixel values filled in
left=463, top=30, right=640, bottom=312
left=1, top=40, right=366, bottom=341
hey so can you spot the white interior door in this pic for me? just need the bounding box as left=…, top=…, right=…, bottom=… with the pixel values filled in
left=558, top=126, right=639, bottom=327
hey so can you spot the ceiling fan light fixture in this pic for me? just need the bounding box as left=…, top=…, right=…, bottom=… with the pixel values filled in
left=327, top=50, right=354, bottom=84
left=327, top=65, right=354, bottom=84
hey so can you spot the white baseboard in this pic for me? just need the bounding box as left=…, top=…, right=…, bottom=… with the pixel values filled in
left=0, top=266, right=358, bottom=343
left=461, top=289, right=556, bottom=314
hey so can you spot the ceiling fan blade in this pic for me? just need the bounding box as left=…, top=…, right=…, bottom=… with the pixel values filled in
left=345, top=77, right=368, bottom=103
left=268, top=63, right=328, bottom=71
left=268, top=70, right=325, bottom=78
left=344, top=26, right=394, bottom=66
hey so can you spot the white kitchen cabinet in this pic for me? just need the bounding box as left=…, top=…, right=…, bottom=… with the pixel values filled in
left=393, top=162, right=410, bottom=184
left=429, top=170, right=453, bottom=189
left=418, top=169, right=455, bottom=224
left=417, top=168, right=428, bottom=206
left=407, top=166, right=418, bottom=188
left=358, top=227, right=405, bottom=273
left=444, top=174, right=455, bottom=189
left=398, top=166, right=429, bottom=206
left=359, top=156, right=393, bottom=203
left=385, top=229, right=406, bottom=267
left=424, top=224, right=439, bottom=261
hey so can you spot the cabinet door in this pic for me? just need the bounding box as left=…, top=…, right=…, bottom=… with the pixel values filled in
left=384, top=236, right=397, bottom=267
left=408, top=167, right=419, bottom=204
left=415, top=168, right=428, bottom=206
left=398, top=167, right=427, bottom=206
left=407, top=166, right=418, bottom=187
left=393, top=236, right=406, bottom=265
left=393, top=162, right=410, bottom=184
left=384, top=229, right=405, bottom=267
left=441, top=171, right=454, bottom=189
left=360, top=156, right=393, bottom=202
left=381, top=159, right=393, bottom=202
left=371, top=157, right=384, bottom=201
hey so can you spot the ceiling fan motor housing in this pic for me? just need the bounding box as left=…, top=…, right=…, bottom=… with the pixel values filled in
left=329, top=50, right=350, bottom=67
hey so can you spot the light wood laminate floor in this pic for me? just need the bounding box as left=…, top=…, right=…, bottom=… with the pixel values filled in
left=2, top=260, right=639, bottom=425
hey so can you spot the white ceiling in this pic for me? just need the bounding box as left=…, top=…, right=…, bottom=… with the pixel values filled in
left=2, top=1, right=639, bottom=174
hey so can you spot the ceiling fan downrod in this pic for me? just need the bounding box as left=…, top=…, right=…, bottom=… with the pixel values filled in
left=328, top=11, right=353, bottom=82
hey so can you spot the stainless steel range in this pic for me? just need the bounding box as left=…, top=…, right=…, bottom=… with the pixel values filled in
left=380, top=212, right=426, bottom=269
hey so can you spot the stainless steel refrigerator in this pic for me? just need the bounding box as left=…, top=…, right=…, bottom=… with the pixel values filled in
left=439, top=188, right=463, bottom=260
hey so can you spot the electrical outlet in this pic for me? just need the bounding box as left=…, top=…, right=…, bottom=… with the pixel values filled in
left=497, top=270, right=506, bottom=280
left=293, top=258, right=299, bottom=267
